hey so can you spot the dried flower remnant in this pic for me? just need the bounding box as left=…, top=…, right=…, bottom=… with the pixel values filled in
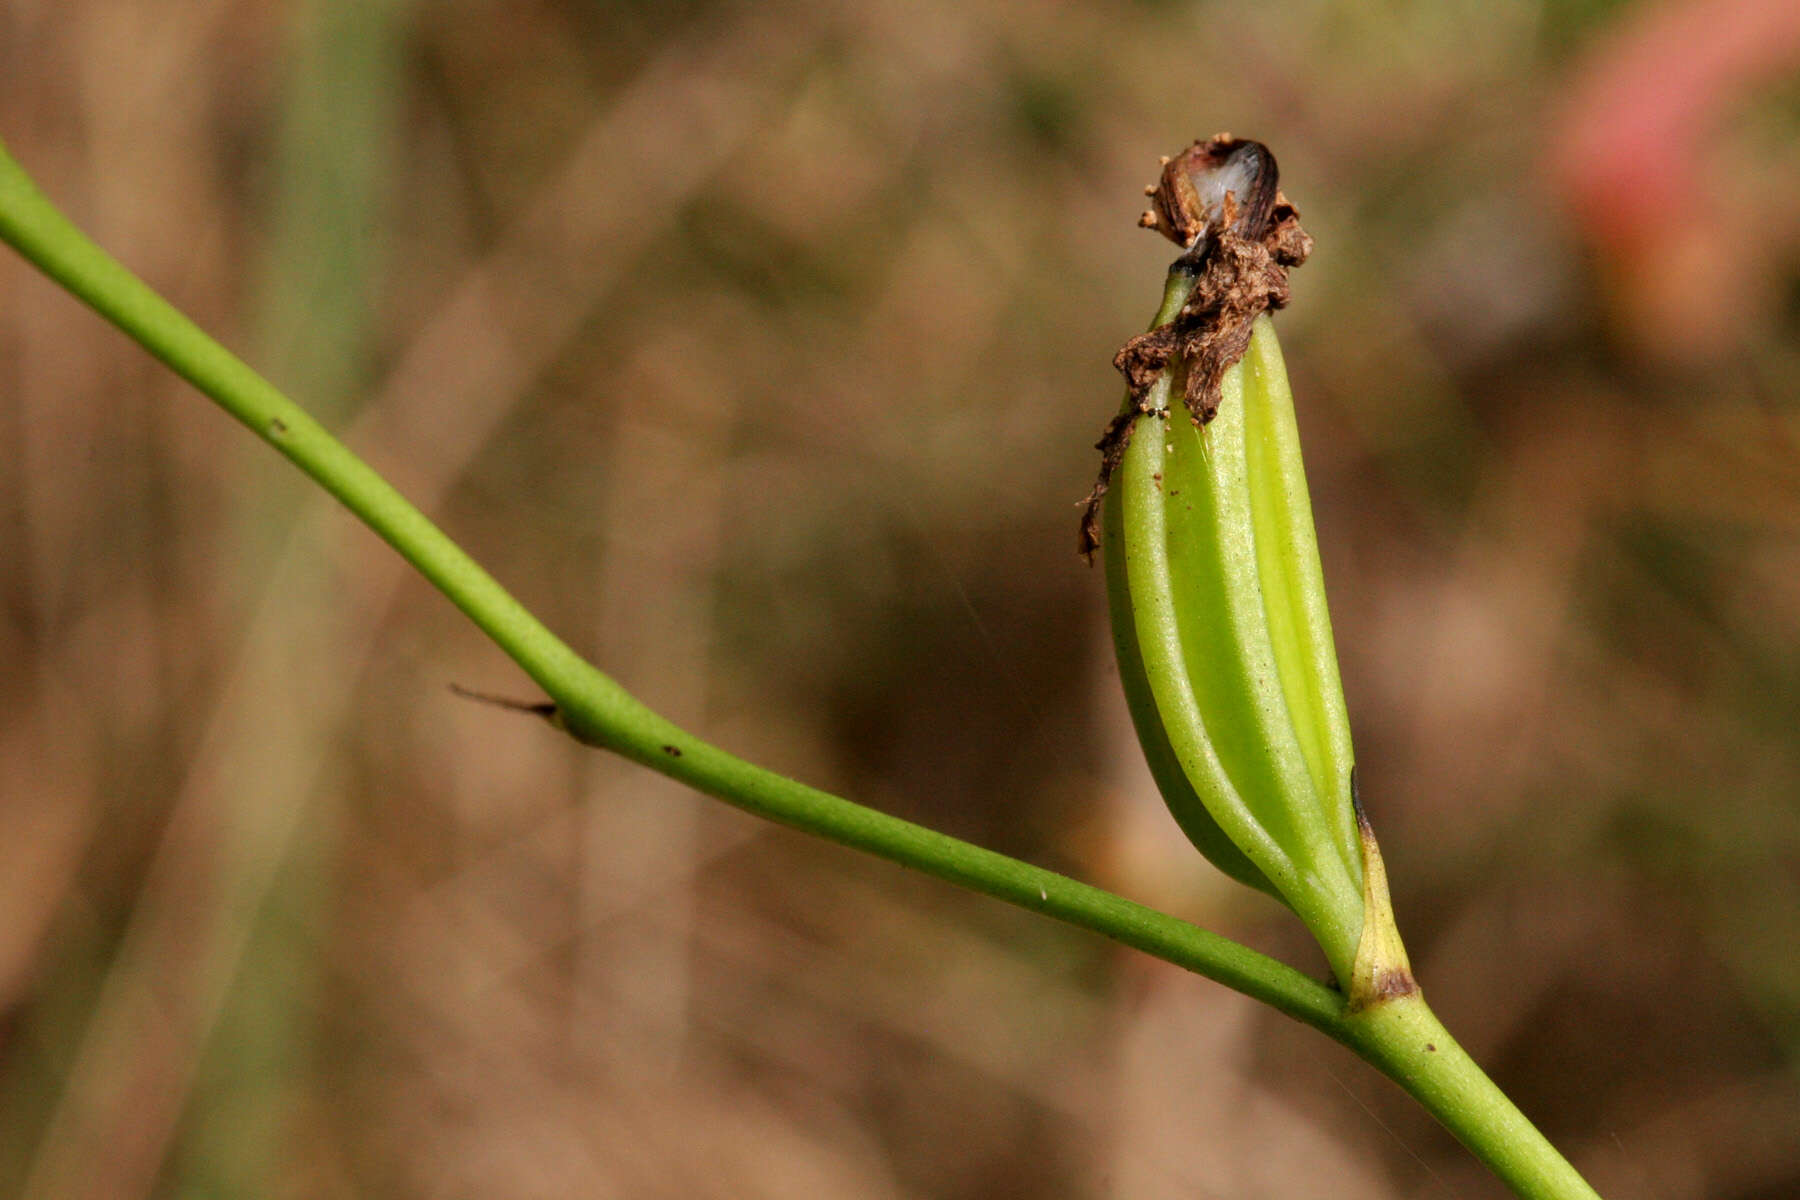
left=1080, top=135, right=1313, bottom=559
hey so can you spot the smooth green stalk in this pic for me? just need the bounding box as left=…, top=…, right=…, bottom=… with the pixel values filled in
left=1342, top=995, right=1603, bottom=1200
left=0, top=137, right=1601, bottom=1200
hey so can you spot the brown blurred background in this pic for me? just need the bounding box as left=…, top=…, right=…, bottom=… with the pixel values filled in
left=3, top=1, right=1799, bottom=1196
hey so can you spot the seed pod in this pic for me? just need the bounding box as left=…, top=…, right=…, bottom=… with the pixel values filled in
left=1098, top=138, right=1409, bottom=999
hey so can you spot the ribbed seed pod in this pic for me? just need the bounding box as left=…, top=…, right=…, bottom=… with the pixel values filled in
left=1092, top=137, right=1409, bottom=999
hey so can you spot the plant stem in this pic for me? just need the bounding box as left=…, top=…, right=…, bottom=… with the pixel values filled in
left=0, top=137, right=1601, bottom=1200
left=1344, top=995, right=1603, bottom=1199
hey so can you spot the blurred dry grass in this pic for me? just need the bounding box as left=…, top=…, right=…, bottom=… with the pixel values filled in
left=2, top=0, right=1799, bottom=1196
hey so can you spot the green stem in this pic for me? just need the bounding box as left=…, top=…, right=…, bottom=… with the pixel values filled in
left=1343, top=995, right=1603, bottom=1200
left=0, top=137, right=1600, bottom=1200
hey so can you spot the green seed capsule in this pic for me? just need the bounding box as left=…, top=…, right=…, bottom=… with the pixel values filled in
left=1097, top=137, right=1409, bottom=1000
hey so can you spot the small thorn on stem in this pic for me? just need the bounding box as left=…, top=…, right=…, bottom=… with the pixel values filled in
left=448, top=682, right=558, bottom=722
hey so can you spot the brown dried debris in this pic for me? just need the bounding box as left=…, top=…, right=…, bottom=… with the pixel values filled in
left=1079, top=135, right=1311, bottom=560
left=1117, top=203, right=1311, bottom=424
